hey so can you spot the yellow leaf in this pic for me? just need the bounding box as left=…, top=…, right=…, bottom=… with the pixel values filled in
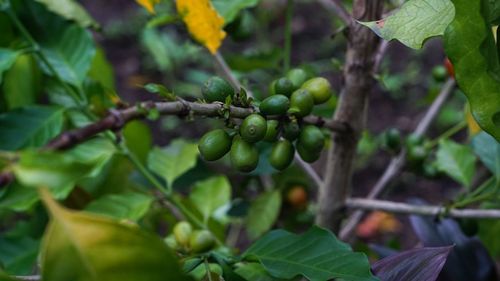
left=38, top=188, right=191, bottom=281
left=136, top=0, right=160, bottom=14
left=465, top=104, right=481, bottom=136
left=176, top=0, right=226, bottom=54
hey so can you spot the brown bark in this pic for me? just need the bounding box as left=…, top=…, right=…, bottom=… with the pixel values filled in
left=315, top=0, right=384, bottom=232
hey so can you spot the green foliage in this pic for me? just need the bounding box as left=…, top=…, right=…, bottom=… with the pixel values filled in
left=189, top=176, right=231, bottom=224
left=436, top=139, right=476, bottom=188
left=489, top=0, right=500, bottom=24
left=0, top=235, right=39, bottom=275
left=27, top=2, right=96, bottom=90
left=235, top=263, right=284, bottom=281
left=360, top=0, right=455, bottom=49
left=1, top=54, right=42, bottom=109
left=0, top=105, right=64, bottom=150
left=471, top=132, right=500, bottom=178
left=243, top=226, right=378, bottom=281
left=148, top=139, right=199, bottom=189
left=12, top=138, right=115, bottom=199
left=34, top=0, right=98, bottom=28
left=444, top=0, right=500, bottom=141
left=0, top=183, right=39, bottom=212
left=0, top=48, right=18, bottom=84
left=212, top=0, right=260, bottom=24
left=84, top=192, right=153, bottom=221
left=246, top=190, right=282, bottom=240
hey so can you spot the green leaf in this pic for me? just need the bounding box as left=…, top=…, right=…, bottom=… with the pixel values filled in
left=436, top=140, right=476, bottom=187
left=1, top=54, right=42, bottom=109
left=360, top=0, right=455, bottom=49
left=34, top=0, right=98, bottom=28
left=85, top=192, right=153, bottom=221
left=0, top=182, right=39, bottom=212
left=0, top=236, right=39, bottom=275
left=235, top=263, right=285, bottom=281
left=0, top=48, right=18, bottom=84
left=13, top=150, right=94, bottom=197
left=489, top=0, right=500, bottom=24
left=88, top=47, right=115, bottom=90
left=471, top=132, right=500, bottom=176
left=246, top=191, right=281, bottom=240
left=27, top=1, right=96, bottom=88
left=444, top=0, right=500, bottom=141
left=190, top=176, right=231, bottom=224
left=148, top=139, right=199, bottom=189
left=0, top=270, right=22, bottom=281
left=212, top=0, right=259, bottom=24
left=243, top=226, right=378, bottom=281
left=0, top=105, right=64, bottom=151
left=12, top=138, right=116, bottom=198
left=39, top=189, right=192, bottom=281
left=123, top=120, right=152, bottom=165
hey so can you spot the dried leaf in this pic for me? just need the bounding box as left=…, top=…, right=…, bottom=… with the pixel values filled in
left=176, top=0, right=226, bottom=54
left=136, top=0, right=160, bottom=14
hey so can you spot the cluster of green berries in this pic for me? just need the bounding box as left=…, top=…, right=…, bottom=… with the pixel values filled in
left=381, top=129, right=440, bottom=178
left=165, top=221, right=216, bottom=254
left=198, top=68, right=333, bottom=173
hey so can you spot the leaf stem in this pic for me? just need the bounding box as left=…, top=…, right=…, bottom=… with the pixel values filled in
left=426, top=121, right=467, bottom=148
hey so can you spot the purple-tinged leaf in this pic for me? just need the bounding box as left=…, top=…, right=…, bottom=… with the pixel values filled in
left=372, top=246, right=452, bottom=281
left=410, top=211, right=497, bottom=281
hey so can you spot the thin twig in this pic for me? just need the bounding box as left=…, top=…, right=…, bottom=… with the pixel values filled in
left=374, top=40, right=390, bottom=72
left=316, top=0, right=352, bottom=26
left=295, top=154, right=323, bottom=187
left=346, top=198, right=500, bottom=219
left=339, top=79, right=456, bottom=240
left=214, top=52, right=254, bottom=98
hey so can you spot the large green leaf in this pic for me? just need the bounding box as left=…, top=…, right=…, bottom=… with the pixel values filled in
left=190, top=176, right=231, bottom=224
left=39, top=189, right=192, bottom=281
left=26, top=1, right=96, bottom=89
left=360, top=0, right=455, bottom=49
left=34, top=0, right=98, bottom=28
left=1, top=54, right=42, bottom=109
left=243, top=226, right=378, bottom=281
left=85, top=192, right=153, bottom=221
left=0, top=105, right=64, bottom=151
left=0, top=48, right=18, bottom=84
left=0, top=236, right=39, bottom=275
left=444, top=0, right=500, bottom=141
left=212, top=0, right=259, bottom=24
left=435, top=140, right=476, bottom=187
left=148, top=139, right=199, bottom=189
left=246, top=190, right=281, bottom=240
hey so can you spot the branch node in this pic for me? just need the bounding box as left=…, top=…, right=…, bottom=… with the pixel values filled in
left=109, top=109, right=126, bottom=131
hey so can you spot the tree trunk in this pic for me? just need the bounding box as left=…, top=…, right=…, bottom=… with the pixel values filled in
left=315, top=0, right=384, bottom=232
